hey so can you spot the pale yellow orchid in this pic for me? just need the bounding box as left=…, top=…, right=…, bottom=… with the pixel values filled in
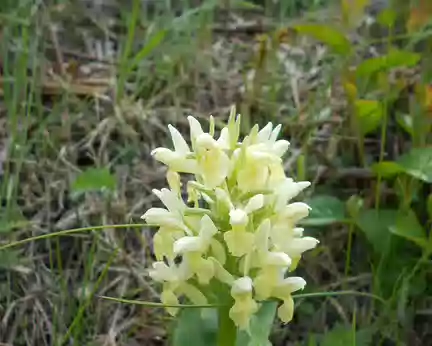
left=143, top=109, right=318, bottom=330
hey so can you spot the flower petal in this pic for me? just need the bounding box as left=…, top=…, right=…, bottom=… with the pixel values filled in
left=194, top=257, right=215, bottom=284
left=276, top=180, right=311, bottom=210
left=282, top=202, right=311, bottom=222
left=168, top=124, right=190, bottom=154
left=148, top=261, right=175, bottom=282
left=277, top=295, right=294, bottom=323
left=229, top=209, right=248, bottom=226
left=151, top=148, right=198, bottom=173
left=217, top=127, right=230, bottom=149
left=141, top=208, right=181, bottom=228
left=209, top=257, right=234, bottom=285
left=161, top=289, right=179, bottom=316
left=224, top=230, right=255, bottom=257
left=173, top=236, right=204, bottom=254
left=188, top=116, right=204, bottom=142
left=210, top=239, right=227, bottom=265
left=151, top=147, right=178, bottom=164
left=269, top=124, right=282, bottom=142
left=272, top=140, right=290, bottom=157
left=264, top=251, right=292, bottom=267
left=285, top=237, right=319, bottom=256
left=231, top=276, right=253, bottom=295
left=257, top=122, right=273, bottom=142
left=166, top=170, right=182, bottom=193
left=199, top=214, right=218, bottom=239
left=244, top=194, right=264, bottom=213
left=229, top=277, right=257, bottom=330
left=254, top=219, right=271, bottom=253
left=179, top=282, right=208, bottom=305
left=152, top=188, right=185, bottom=213
left=198, top=147, right=230, bottom=188
left=292, top=227, right=304, bottom=237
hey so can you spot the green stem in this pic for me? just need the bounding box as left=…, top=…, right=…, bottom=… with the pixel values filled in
left=217, top=305, right=237, bottom=346
left=344, top=221, right=355, bottom=280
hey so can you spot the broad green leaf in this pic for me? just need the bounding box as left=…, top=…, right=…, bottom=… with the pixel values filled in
left=354, top=100, right=383, bottom=135
left=301, top=195, right=346, bottom=226
left=320, top=324, right=373, bottom=346
left=371, top=161, right=404, bottom=179
left=389, top=209, right=428, bottom=249
left=356, top=50, right=420, bottom=78
left=356, top=209, right=398, bottom=254
left=236, top=301, right=277, bottom=346
left=71, top=168, right=117, bottom=194
left=293, top=24, right=351, bottom=55
left=396, top=147, right=432, bottom=183
left=172, top=308, right=218, bottom=346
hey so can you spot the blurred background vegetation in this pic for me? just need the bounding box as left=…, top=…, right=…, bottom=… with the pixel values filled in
left=0, top=0, right=431, bottom=345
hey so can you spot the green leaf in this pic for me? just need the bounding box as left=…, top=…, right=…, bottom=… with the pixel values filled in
left=0, top=249, right=23, bottom=269
left=71, top=168, right=117, bottom=194
left=389, top=209, right=428, bottom=249
left=172, top=308, right=218, bottom=346
left=427, top=194, right=432, bottom=221
left=354, top=100, right=384, bottom=135
left=0, top=208, right=27, bottom=234
left=0, top=220, right=31, bottom=233
left=371, top=161, right=405, bottom=179
left=396, top=147, right=432, bottom=183
left=236, top=301, right=277, bottom=346
left=320, top=324, right=373, bottom=346
left=293, top=24, right=351, bottom=55
left=356, top=50, right=420, bottom=78
left=377, top=8, right=397, bottom=27
left=395, top=113, right=414, bottom=137
left=346, top=195, right=364, bottom=218
left=356, top=209, right=398, bottom=254
left=301, top=195, right=346, bottom=226
left=130, top=29, right=167, bottom=71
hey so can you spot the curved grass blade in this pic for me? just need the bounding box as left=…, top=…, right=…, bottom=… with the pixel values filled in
left=98, top=295, right=219, bottom=309
left=99, top=290, right=387, bottom=309
left=0, top=223, right=147, bottom=251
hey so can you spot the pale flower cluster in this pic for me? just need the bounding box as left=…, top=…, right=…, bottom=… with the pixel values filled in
left=142, top=107, right=319, bottom=330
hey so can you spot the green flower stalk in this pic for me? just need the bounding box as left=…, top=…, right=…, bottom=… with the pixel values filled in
left=142, top=106, right=319, bottom=334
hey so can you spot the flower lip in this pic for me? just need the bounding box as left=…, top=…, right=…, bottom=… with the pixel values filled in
left=265, top=252, right=292, bottom=267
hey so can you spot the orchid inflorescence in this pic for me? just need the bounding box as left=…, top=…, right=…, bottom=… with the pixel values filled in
left=141, top=106, right=319, bottom=330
